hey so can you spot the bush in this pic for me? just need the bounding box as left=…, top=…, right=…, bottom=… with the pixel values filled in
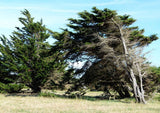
left=0, top=83, right=7, bottom=93
left=6, top=84, right=24, bottom=93
left=0, top=83, right=24, bottom=93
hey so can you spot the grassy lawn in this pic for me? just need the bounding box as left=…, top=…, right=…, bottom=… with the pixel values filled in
left=0, top=91, right=159, bottom=113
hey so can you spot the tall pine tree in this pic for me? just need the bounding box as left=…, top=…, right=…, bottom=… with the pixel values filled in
left=0, top=9, right=66, bottom=93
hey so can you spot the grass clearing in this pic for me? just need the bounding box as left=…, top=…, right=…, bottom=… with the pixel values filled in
left=0, top=92, right=159, bottom=113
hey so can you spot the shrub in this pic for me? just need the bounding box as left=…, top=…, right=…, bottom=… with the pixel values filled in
left=0, top=83, right=6, bottom=93
left=0, top=83, right=24, bottom=93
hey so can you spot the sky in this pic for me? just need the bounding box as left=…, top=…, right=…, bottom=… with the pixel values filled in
left=0, top=0, right=160, bottom=66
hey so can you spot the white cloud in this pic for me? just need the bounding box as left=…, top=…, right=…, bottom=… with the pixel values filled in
left=68, top=61, right=85, bottom=69
left=0, top=4, right=80, bottom=13
left=119, top=10, right=160, bottom=20
left=66, top=0, right=135, bottom=7
left=50, top=9, right=80, bottom=13
left=0, top=6, right=79, bottom=32
left=0, top=6, right=41, bottom=10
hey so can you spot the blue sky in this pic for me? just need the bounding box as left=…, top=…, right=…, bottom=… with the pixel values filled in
left=0, top=0, right=160, bottom=66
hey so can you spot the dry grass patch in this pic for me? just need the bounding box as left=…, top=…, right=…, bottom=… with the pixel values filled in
left=0, top=93, right=159, bottom=113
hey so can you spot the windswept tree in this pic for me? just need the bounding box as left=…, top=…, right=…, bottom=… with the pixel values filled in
left=54, top=7, right=158, bottom=103
left=0, top=10, right=66, bottom=93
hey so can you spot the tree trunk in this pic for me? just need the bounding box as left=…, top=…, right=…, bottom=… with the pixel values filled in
left=30, top=85, right=41, bottom=93
left=121, top=31, right=146, bottom=103
left=111, top=18, right=146, bottom=103
left=124, top=89, right=131, bottom=98
left=116, top=89, right=126, bottom=98
left=113, top=83, right=131, bottom=98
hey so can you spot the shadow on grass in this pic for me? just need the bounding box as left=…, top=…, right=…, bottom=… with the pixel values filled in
left=53, top=93, right=134, bottom=103
left=55, top=94, right=98, bottom=101
left=4, top=92, right=134, bottom=103
left=5, top=93, right=39, bottom=97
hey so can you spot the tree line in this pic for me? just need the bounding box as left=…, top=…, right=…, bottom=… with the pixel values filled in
left=0, top=8, right=159, bottom=104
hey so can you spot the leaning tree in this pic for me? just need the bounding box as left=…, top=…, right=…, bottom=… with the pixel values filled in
left=54, top=7, right=158, bottom=103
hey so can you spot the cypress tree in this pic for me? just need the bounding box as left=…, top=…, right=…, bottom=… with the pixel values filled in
left=0, top=9, right=66, bottom=93
left=55, top=7, right=158, bottom=103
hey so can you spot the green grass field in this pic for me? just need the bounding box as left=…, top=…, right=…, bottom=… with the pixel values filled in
left=0, top=91, right=159, bottom=113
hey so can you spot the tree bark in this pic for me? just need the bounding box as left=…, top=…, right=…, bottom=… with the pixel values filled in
left=111, top=18, right=146, bottom=103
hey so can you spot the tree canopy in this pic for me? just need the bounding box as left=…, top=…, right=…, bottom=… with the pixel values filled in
left=0, top=9, right=67, bottom=92
left=0, top=8, right=159, bottom=104
left=53, top=7, right=158, bottom=103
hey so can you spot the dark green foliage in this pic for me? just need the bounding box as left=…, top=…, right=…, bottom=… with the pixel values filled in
left=54, top=7, right=158, bottom=99
left=150, top=67, right=160, bottom=82
left=0, top=83, right=7, bottom=93
left=129, top=30, right=158, bottom=46
left=81, top=60, right=131, bottom=98
left=0, top=9, right=66, bottom=93
left=4, top=83, right=24, bottom=93
left=0, top=83, right=24, bottom=93
left=0, top=7, right=158, bottom=100
left=146, top=66, right=160, bottom=93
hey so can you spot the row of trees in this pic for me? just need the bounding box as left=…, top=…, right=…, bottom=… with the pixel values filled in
left=0, top=8, right=159, bottom=103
